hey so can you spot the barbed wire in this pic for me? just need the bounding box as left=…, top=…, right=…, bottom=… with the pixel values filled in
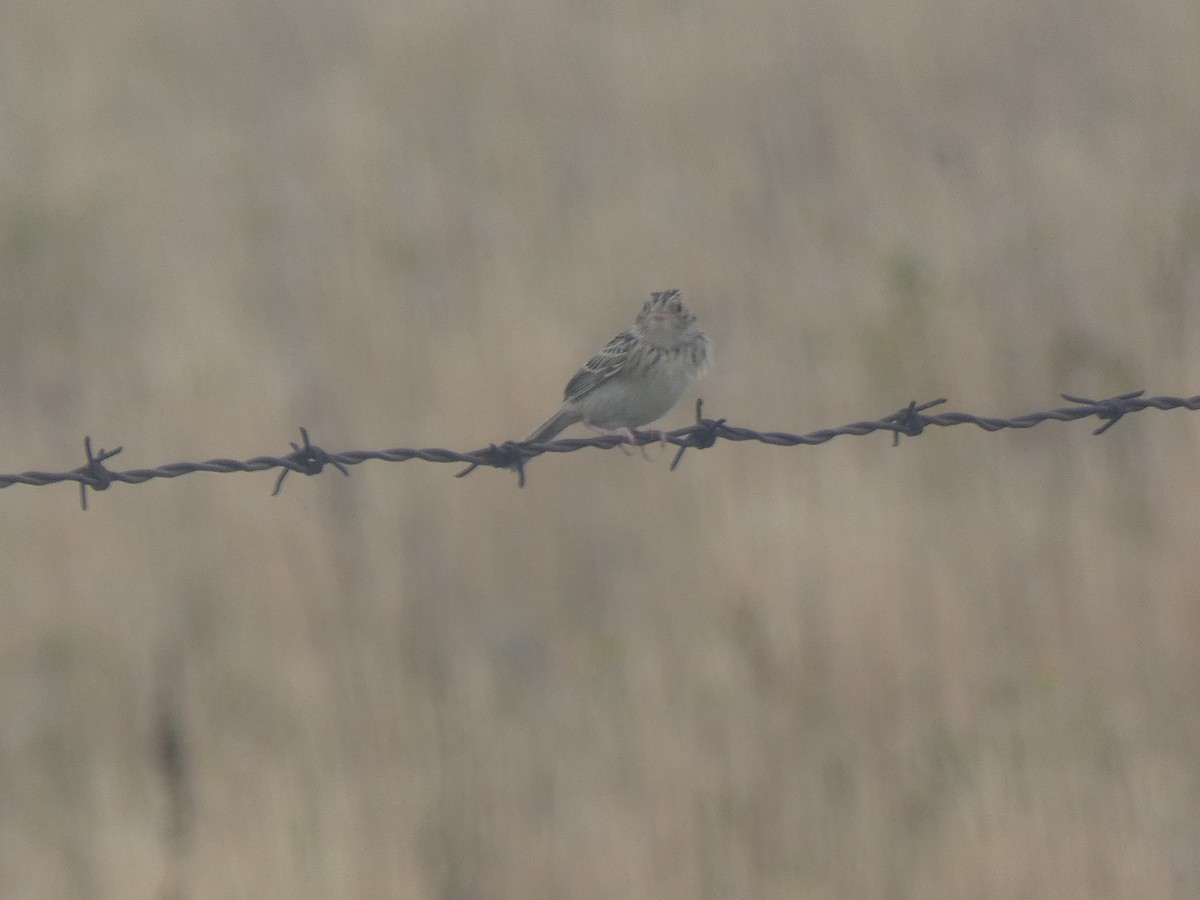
left=1, top=390, right=1196, bottom=509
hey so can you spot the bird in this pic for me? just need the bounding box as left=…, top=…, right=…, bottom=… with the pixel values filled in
left=523, top=289, right=711, bottom=447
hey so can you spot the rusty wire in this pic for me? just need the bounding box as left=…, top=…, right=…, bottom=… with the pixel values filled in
left=1, top=390, right=1196, bottom=509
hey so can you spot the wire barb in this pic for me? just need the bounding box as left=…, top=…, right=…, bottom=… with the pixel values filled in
left=454, top=441, right=530, bottom=484
left=886, top=398, right=947, bottom=446
left=272, top=427, right=349, bottom=496
left=670, top=399, right=725, bottom=470
left=1060, top=390, right=1146, bottom=435
left=78, top=436, right=123, bottom=511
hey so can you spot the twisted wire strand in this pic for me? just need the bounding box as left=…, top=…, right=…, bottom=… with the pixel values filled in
left=2, top=391, right=1196, bottom=507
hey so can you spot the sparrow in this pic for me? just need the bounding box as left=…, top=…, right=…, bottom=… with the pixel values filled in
left=524, top=289, right=710, bottom=445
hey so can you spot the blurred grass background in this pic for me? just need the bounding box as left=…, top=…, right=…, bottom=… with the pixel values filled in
left=2, top=0, right=1200, bottom=897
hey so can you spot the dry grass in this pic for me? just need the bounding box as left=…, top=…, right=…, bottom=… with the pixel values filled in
left=2, top=0, right=1200, bottom=897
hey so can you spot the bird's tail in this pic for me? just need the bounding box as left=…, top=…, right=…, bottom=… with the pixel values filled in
left=525, top=407, right=581, bottom=444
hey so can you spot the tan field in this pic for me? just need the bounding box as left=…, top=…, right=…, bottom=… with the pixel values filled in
left=2, top=1, right=1199, bottom=897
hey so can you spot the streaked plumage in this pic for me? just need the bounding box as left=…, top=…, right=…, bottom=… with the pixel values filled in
left=524, top=289, right=710, bottom=445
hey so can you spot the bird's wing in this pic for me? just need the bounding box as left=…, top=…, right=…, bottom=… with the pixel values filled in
left=563, top=330, right=637, bottom=402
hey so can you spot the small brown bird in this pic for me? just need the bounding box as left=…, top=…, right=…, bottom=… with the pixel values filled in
left=524, top=289, right=711, bottom=444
